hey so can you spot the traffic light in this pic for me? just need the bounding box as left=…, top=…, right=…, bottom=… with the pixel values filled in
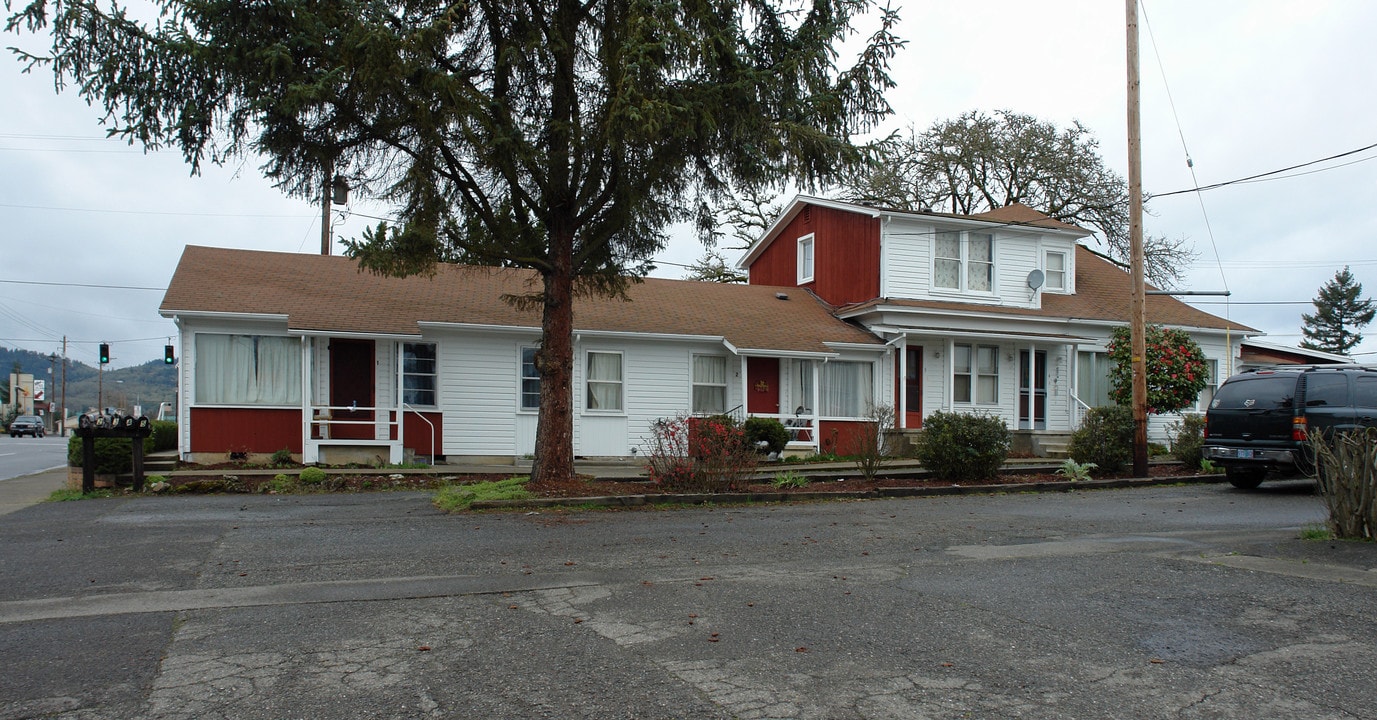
left=164, top=345, right=175, bottom=364
left=99, top=343, right=110, bottom=364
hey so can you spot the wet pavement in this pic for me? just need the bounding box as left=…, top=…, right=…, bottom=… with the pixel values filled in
left=1, top=472, right=1375, bottom=719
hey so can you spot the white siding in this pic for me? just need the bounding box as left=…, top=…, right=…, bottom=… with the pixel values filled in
left=434, top=333, right=527, bottom=456
left=880, top=218, right=1079, bottom=312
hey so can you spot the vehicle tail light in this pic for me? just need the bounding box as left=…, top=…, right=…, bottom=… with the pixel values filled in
left=1202, top=416, right=1210, bottom=439
left=1292, top=416, right=1308, bottom=441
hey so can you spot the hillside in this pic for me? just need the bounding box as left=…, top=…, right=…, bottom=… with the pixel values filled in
left=1, top=346, right=177, bottom=417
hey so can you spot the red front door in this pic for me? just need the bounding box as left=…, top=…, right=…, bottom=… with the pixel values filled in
left=904, top=346, right=923, bottom=428
left=330, top=339, right=375, bottom=440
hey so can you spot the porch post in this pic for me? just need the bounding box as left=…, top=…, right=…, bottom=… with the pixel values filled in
left=395, top=341, right=405, bottom=464
left=897, top=337, right=907, bottom=429
left=301, top=335, right=316, bottom=464
left=738, top=354, right=749, bottom=419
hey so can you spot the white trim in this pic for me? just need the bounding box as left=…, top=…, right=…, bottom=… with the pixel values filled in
left=1043, top=248, right=1069, bottom=293
left=517, top=345, right=541, bottom=413
left=583, top=349, right=625, bottom=415
left=797, top=233, right=816, bottom=284
left=162, top=310, right=289, bottom=323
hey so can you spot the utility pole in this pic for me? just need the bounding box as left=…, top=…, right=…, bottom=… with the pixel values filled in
left=321, top=157, right=333, bottom=255
left=1126, top=0, right=1149, bottom=478
left=61, top=336, right=67, bottom=436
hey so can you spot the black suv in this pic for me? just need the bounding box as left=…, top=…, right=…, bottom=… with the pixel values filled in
left=8, top=415, right=45, bottom=438
left=1203, top=366, right=1377, bottom=488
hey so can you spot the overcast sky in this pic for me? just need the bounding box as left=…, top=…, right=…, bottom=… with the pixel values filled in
left=3, top=0, right=1376, bottom=370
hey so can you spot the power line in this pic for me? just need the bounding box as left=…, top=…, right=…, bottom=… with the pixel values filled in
left=0, top=201, right=310, bottom=219
left=0, top=278, right=166, bottom=291
left=1154, top=141, right=1377, bottom=198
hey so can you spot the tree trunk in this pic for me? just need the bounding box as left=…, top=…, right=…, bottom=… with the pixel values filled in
left=530, top=237, right=576, bottom=484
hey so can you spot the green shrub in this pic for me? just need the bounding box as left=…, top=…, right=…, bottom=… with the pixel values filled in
left=266, top=473, right=297, bottom=494
left=1169, top=415, right=1206, bottom=468
left=67, top=434, right=156, bottom=474
left=743, top=417, right=790, bottom=455
left=270, top=447, right=294, bottom=466
left=299, top=466, right=328, bottom=485
left=434, top=477, right=532, bottom=512
left=912, top=411, right=1010, bottom=482
left=771, top=470, right=810, bottom=488
left=150, top=420, right=178, bottom=452
left=1068, top=405, right=1134, bottom=474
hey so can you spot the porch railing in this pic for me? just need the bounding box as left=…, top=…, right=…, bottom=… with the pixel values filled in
left=309, top=404, right=399, bottom=442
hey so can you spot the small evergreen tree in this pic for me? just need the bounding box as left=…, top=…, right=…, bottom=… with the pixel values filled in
left=1301, top=266, right=1375, bottom=355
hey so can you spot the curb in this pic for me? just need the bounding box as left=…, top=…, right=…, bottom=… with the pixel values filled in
left=470, top=473, right=1230, bottom=510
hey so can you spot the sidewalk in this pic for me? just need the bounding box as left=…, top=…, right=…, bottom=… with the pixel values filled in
left=0, top=467, right=69, bottom=516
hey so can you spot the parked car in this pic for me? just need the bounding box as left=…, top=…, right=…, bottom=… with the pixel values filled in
left=8, top=415, right=45, bottom=438
left=1202, top=366, right=1377, bottom=489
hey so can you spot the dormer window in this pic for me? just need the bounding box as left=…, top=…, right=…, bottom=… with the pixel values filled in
left=1045, top=250, right=1067, bottom=292
left=934, top=231, right=994, bottom=292
left=797, top=234, right=815, bottom=284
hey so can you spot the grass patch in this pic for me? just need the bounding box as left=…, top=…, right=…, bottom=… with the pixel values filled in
left=48, top=488, right=114, bottom=502
left=434, top=476, right=532, bottom=512
left=1299, top=523, right=1334, bottom=541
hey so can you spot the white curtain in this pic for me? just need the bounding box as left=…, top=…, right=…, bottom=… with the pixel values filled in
left=821, top=361, right=873, bottom=418
left=790, top=360, right=815, bottom=415
left=692, top=355, right=727, bottom=414
left=195, top=334, right=301, bottom=405
left=935, top=231, right=961, bottom=289
left=967, top=233, right=993, bottom=292
left=586, top=352, right=623, bottom=410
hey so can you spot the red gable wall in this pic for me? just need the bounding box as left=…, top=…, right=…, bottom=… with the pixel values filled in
left=747, top=204, right=880, bottom=306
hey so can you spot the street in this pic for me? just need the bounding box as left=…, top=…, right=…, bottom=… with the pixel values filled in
left=1, top=478, right=1374, bottom=719
left=0, top=433, right=69, bottom=482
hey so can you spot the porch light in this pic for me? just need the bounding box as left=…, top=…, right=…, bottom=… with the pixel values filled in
left=331, top=175, right=350, bottom=205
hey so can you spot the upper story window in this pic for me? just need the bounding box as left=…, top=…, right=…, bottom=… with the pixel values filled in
left=586, top=350, right=624, bottom=412
left=401, top=342, right=438, bottom=407
left=520, top=346, right=540, bottom=411
left=1045, top=250, right=1068, bottom=292
left=797, top=234, right=815, bottom=284
left=935, top=231, right=994, bottom=293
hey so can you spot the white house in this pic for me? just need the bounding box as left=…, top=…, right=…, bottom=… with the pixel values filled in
left=738, top=196, right=1255, bottom=452
left=158, top=196, right=1254, bottom=463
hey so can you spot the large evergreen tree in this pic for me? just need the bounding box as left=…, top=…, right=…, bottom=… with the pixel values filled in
left=1301, top=266, right=1375, bottom=355
left=8, top=0, right=902, bottom=483
left=838, top=109, right=1194, bottom=287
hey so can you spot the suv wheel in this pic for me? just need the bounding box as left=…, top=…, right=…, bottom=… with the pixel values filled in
left=1226, top=467, right=1266, bottom=490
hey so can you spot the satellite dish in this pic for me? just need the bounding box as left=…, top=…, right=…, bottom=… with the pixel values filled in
left=1027, top=269, right=1045, bottom=290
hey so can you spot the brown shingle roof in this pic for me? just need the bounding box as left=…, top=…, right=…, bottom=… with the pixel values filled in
left=968, top=203, right=1088, bottom=233
left=840, top=246, right=1254, bottom=332
left=160, top=246, right=881, bottom=354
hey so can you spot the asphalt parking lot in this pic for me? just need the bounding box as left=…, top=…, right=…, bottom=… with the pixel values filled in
left=1, top=475, right=1374, bottom=719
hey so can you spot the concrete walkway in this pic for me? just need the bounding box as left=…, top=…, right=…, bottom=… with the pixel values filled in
left=0, top=468, right=69, bottom=517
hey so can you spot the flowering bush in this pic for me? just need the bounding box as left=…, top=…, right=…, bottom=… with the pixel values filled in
left=642, top=414, right=757, bottom=492
left=1106, top=325, right=1209, bottom=414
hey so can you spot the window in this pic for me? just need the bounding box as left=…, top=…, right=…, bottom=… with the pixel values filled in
left=401, top=342, right=437, bottom=407
left=1045, top=251, right=1067, bottom=292
left=520, top=346, right=541, bottom=410
left=586, top=351, right=623, bottom=411
left=820, top=361, right=874, bottom=417
left=692, top=355, right=728, bottom=414
left=797, top=234, right=815, bottom=283
left=954, top=344, right=998, bottom=404
left=934, top=231, right=994, bottom=292
left=1194, top=359, right=1218, bottom=412
left=195, top=334, right=301, bottom=405
left=1076, top=351, right=1113, bottom=408
left=1304, top=374, right=1349, bottom=407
